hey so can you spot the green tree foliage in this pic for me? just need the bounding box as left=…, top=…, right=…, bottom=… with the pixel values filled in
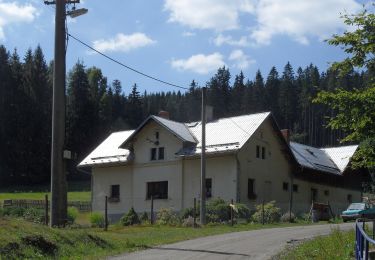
left=0, top=41, right=372, bottom=184
left=314, top=7, right=375, bottom=168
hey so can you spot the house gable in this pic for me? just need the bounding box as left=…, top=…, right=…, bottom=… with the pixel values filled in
left=132, top=120, right=184, bottom=164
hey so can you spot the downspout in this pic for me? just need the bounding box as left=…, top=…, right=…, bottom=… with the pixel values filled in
left=236, top=153, right=241, bottom=203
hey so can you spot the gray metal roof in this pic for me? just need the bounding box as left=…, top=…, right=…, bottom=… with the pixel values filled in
left=78, top=130, right=134, bottom=167
left=182, top=112, right=270, bottom=155
left=152, top=115, right=197, bottom=143
left=78, top=112, right=357, bottom=174
left=290, top=142, right=357, bottom=174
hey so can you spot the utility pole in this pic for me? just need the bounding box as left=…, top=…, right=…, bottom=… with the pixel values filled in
left=200, top=87, right=207, bottom=225
left=45, top=0, right=84, bottom=227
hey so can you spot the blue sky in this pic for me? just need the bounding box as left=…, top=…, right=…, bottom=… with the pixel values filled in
left=0, top=0, right=371, bottom=94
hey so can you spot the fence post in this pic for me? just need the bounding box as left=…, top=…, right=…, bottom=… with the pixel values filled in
left=104, top=196, right=108, bottom=231
left=150, top=196, right=154, bottom=225
left=262, top=200, right=265, bottom=225
left=193, top=198, right=196, bottom=228
left=230, top=199, right=234, bottom=226
left=45, top=194, right=49, bottom=226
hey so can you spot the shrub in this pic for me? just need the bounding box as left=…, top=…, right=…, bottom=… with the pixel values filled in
left=234, top=203, right=251, bottom=220
left=206, top=198, right=230, bottom=222
left=120, top=207, right=140, bottom=226
left=281, top=212, right=296, bottom=223
left=156, top=208, right=180, bottom=226
left=67, top=207, right=79, bottom=224
left=182, top=216, right=197, bottom=227
left=90, top=212, right=105, bottom=228
left=181, top=207, right=195, bottom=219
left=140, top=212, right=149, bottom=223
left=22, top=208, right=45, bottom=223
left=3, top=206, right=26, bottom=217
left=252, top=201, right=281, bottom=224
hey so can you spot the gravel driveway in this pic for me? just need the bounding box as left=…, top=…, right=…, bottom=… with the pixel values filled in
left=109, top=222, right=355, bottom=260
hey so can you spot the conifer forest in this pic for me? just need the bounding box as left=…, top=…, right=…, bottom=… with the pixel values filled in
left=0, top=44, right=372, bottom=185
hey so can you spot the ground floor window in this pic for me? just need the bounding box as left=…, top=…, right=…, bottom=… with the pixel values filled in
left=109, top=184, right=120, bottom=202
left=147, top=181, right=168, bottom=199
left=206, top=178, right=212, bottom=198
left=293, top=184, right=298, bottom=193
left=347, top=194, right=352, bottom=204
left=282, top=182, right=289, bottom=191
left=248, top=178, right=256, bottom=199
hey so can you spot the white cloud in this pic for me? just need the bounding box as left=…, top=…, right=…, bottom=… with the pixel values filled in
left=0, top=1, right=38, bottom=40
left=213, top=34, right=250, bottom=47
left=182, top=31, right=195, bottom=37
left=93, top=33, right=156, bottom=53
left=229, top=49, right=255, bottom=70
left=250, top=0, right=362, bottom=45
left=164, top=0, right=254, bottom=31
left=171, top=53, right=225, bottom=74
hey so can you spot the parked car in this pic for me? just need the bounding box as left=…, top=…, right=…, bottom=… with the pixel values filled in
left=341, top=203, right=369, bottom=222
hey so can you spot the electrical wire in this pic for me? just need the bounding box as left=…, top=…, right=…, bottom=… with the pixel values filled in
left=46, top=4, right=188, bottom=90
left=67, top=33, right=189, bottom=90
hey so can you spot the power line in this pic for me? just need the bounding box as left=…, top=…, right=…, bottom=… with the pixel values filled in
left=66, top=32, right=189, bottom=90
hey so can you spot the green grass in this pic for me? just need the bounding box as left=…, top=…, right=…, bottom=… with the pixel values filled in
left=0, top=217, right=312, bottom=260
left=0, top=191, right=91, bottom=202
left=278, top=228, right=355, bottom=260
left=0, top=181, right=91, bottom=202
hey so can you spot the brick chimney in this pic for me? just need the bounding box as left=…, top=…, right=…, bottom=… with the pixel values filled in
left=158, top=110, right=170, bottom=120
left=280, top=129, right=290, bottom=143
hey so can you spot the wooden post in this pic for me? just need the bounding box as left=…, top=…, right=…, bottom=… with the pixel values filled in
left=104, top=196, right=108, bottom=231
left=262, top=200, right=265, bottom=225
left=230, top=199, right=234, bottom=226
left=193, top=198, right=196, bottom=228
left=45, top=194, right=49, bottom=226
left=150, top=196, right=154, bottom=225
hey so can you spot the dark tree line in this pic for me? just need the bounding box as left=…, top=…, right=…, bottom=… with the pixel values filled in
left=0, top=45, right=371, bottom=185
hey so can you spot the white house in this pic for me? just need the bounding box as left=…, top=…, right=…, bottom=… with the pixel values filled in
left=78, top=111, right=367, bottom=220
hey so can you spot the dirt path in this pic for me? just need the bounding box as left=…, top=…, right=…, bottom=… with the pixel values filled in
left=110, top=222, right=355, bottom=260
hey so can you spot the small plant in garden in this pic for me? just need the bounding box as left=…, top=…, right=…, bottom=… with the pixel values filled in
left=252, top=201, right=281, bottom=224
left=22, top=208, right=45, bottom=223
left=67, top=207, right=79, bottom=224
left=156, top=208, right=180, bottom=226
left=120, top=207, right=140, bottom=226
left=140, top=212, right=149, bottom=223
left=90, top=212, right=105, bottom=227
left=281, top=212, right=296, bottom=223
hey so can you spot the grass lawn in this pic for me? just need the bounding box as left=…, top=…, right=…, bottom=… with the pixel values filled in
left=0, top=217, right=315, bottom=260
left=277, top=228, right=355, bottom=260
left=0, top=181, right=91, bottom=202
left=0, top=191, right=91, bottom=202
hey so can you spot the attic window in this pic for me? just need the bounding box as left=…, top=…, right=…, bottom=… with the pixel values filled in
left=155, top=131, right=159, bottom=140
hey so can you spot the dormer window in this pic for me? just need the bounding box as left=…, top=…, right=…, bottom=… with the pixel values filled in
left=158, top=147, right=164, bottom=160
left=151, top=148, right=157, bottom=160
left=150, top=147, right=165, bottom=161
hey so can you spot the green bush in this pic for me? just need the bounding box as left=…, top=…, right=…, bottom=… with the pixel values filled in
left=156, top=208, right=180, bottom=226
left=90, top=212, right=105, bottom=228
left=140, top=212, right=149, bottom=223
left=207, top=198, right=229, bottom=222
left=252, top=201, right=281, bottom=224
left=181, top=207, right=195, bottom=219
left=67, top=207, right=79, bottom=224
left=234, top=203, right=251, bottom=220
left=3, top=206, right=26, bottom=217
left=22, top=208, right=45, bottom=223
left=120, top=207, right=140, bottom=226
left=281, top=212, right=296, bottom=223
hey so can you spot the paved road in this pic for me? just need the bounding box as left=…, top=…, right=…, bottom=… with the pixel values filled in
left=110, top=223, right=355, bottom=260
